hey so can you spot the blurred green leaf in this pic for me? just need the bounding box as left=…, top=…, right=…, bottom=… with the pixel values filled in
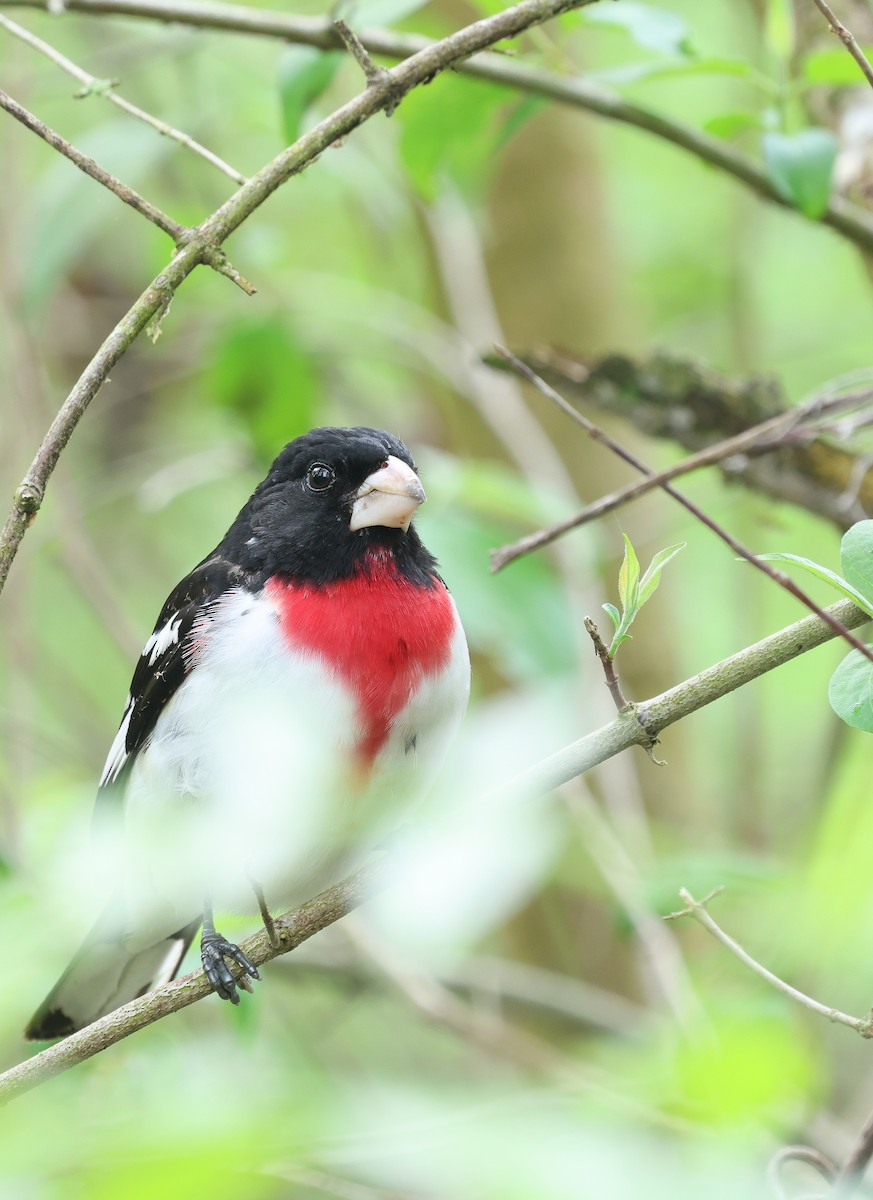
left=840, top=519, right=873, bottom=604
left=764, top=0, right=795, bottom=60
left=581, top=2, right=692, bottom=55
left=278, top=46, right=343, bottom=144
left=590, top=55, right=753, bottom=87
left=829, top=649, right=873, bottom=731
left=762, top=128, right=837, bottom=219
left=398, top=75, right=511, bottom=199
left=802, top=45, right=873, bottom=86
left=704, top=110, right=764, bottom=140
left=208, top=317, right=319, bottom=461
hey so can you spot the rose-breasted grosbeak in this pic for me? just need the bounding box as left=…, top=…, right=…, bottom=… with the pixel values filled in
left=26, top=427, right=470, bottom=1040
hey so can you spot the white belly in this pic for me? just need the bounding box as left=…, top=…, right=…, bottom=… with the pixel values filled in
left=117, top=589, right=469, bottom=941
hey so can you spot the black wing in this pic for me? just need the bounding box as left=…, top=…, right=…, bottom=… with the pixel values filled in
left=95, top=555, right=247, bottom=807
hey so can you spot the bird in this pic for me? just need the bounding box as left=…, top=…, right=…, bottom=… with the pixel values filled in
left=26, top=426, right=470, bottom=1040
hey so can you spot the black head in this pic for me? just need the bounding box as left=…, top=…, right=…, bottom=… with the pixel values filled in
left=219, top=427, right=439, bottom=586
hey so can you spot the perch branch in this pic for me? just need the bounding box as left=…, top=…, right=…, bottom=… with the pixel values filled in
left=5, top=0, right=873, bottom=256
left=0, top=12, right=247, bottom=183
left=0, top=596, right=869, bottom=1103
left=0, top=865, right=378, bottom=1105
left=0, top=0, right=593, bottom=599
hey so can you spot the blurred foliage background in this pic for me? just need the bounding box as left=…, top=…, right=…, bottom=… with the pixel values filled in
left=4, top=0, right=873, bottom=1195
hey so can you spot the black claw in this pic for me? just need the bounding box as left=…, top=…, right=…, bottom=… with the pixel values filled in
left=200, top=932, right=259, bottom=1004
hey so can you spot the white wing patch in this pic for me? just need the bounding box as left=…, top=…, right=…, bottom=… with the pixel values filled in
left=143, top=617, right=183, bottom=665
left=99, top=698, right=133, bottom=787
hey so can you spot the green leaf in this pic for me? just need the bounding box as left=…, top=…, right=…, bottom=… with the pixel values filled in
left=278, top=46, right=343, bottom=144
left=617, top=534, right=641, bottom=614
left=581, top=2, right=692, bottom=56
left=398, top=75, right=511, bottom=199
left=637, top=542, right=686, bottom=606
left=590, top=56, right=753, bottom=88
left=829, top=649, right=873, bottom=732
left=704, top=111, right=764, bottom=140
left=762, top=128, right=837, bottom=219
left=840, top=521, right=873, bottom=607
left=764, top=0, right=795, bottom=60
left=802, top=45, right=873, bottom=86
left=602, top=602, right=621, bottom=630
left=755, top=552, right=873, bottom=617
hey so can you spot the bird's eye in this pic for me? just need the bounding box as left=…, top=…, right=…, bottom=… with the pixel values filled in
left=306, top=462, right=335, bottom=492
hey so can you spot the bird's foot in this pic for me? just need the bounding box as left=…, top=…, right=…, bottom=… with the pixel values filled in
left=200, top=931, right=259, bottom=1004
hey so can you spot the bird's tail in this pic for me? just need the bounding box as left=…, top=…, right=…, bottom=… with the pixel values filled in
left=25, top=915, right=200, bottom=1040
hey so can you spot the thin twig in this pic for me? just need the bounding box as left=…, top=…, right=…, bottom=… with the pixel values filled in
left=834, top=1108, right=873, bottom=1197
left=810, top=0, right=873, bottom=90
left=495, top=347, right=873, bottom=668
left=0, top=0, right=593, bottom=599
left=0, top=864, right=379, bottom=1105
left=583, top=617, right=628, bottom=710
left=502, top=597, right=870, bottom=797
left=490, top=388, right=825, bottom=571
left=334, top=17, right=399, bottom=109
left=766, top=1145, right=837, bottom=1200
left=0, top=87, right=185, bottom=240
left=0, top=12, right=247, bottom=183
left=6, top=0, right=873, bottom=256
left=665, top=888, right=873, bottom=1038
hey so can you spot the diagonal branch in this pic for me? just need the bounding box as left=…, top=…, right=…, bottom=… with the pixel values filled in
left=0, top=597, right=867, bottom=1105
left=0, top=12, right=248, bottom=184
left=5, top=0, right=873, bottom=256
left=0, top=87, right=185, bottom=240
left=495, top=348, right=873, bottom=667
left=0, top=865, right=378, bottom=1105
left=0, top=0, right=595, bottom=600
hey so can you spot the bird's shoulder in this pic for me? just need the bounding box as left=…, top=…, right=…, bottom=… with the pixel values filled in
left=96, top=554, right=256, bottom=797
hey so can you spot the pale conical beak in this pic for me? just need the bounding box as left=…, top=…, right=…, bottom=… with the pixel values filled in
left=349, top=455, right=427, bottom=533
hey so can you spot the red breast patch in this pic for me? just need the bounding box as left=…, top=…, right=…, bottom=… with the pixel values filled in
left=266, top=554, right=456, bottom=765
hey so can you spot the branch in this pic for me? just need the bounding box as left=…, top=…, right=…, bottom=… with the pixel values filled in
left=486, top=350, right=873, bottom=537
left=0, top=87, right=185, bottom=240
left=504, top=597, right=869, bottom=796
left=810, top=0, right=873, bottom=91
left=495, top=348, right=873, bottom=668
left=0, top=865, right=377, bottom=1106
left=2, top=595, right=868, bottom=1102
left=664, top=888, right=873, bottom=1037
left=0, top=0, right=593, bottom=599
left=6, top=0, right=873, bottom=256
left=0, top=12, right=247, bottom=184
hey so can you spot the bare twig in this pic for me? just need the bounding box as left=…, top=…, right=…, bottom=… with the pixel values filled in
left=490, top=390, right=825, bottom=571
left=0, top=88, right=185, bottom=240
left=0, top=12, right=247, bottom=183
left=665, top=888, right=873, bottom=1038
left=810, top=0, right=873, bottom=91
left=835, top=1108, right=873, bottom=1197
left=494, top=347, right=873, bottom=668
left=334, top=17, right=399, bottom=107
left=767, top=1145, right=837, bottom=1200
left=6, top=0, right=873, bottom=256
left=583, top=617, right=628, bottom=711
left=503, top=597, right=870, bottom=796
left=0, top=864, right=379, bottom=1105
left=0, top=0, right=593, bottom=599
